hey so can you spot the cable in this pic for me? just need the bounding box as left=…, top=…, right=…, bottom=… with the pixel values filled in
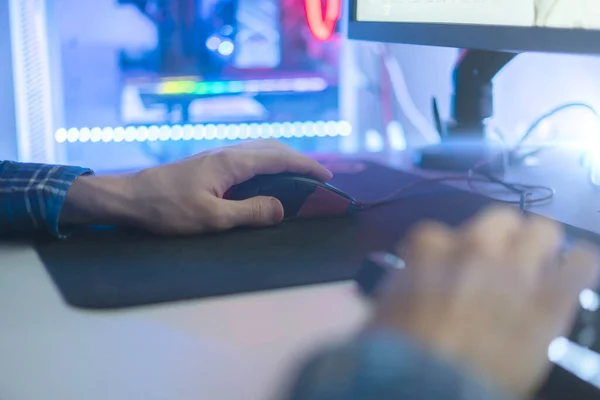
left=512, top=102, right=597, bottom=153
left=354, top=172, right=555, bottom=213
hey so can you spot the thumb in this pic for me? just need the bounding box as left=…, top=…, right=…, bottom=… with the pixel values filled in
left=222, top=196, right=285, bottom=228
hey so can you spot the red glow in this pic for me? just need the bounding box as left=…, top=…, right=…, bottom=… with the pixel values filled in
left=305, top=0, right=341, bottom=41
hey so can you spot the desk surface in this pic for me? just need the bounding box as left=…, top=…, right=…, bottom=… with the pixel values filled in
left=2, top=151, right=600, bottom=400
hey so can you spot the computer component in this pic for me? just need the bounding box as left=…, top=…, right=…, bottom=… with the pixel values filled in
left=224, top=173, right=357, bottom=218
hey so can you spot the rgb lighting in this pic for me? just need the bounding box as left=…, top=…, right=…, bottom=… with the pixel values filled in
left=55, top=121, right=352, bottom=144
left=155, top=77, right=327, bottom=96
left=306, top=0, right=341, bottom=41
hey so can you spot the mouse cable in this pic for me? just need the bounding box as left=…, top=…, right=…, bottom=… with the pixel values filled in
left=509, top=102, right=597, bottom=165
left=353, top=173, right=555, bottom=213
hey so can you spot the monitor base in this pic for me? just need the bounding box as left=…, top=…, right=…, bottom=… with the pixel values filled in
left=413, top=142, right=506, bottom=174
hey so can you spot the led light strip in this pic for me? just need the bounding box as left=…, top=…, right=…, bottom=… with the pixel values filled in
left=157, top=77, right=328, bottom=96
left=55, top=120, right=352, bottom=144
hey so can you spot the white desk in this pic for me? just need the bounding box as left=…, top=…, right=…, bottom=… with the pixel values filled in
left=0, top=242, right=369, bottom=400
left=1, top=151, right=600, bottom=400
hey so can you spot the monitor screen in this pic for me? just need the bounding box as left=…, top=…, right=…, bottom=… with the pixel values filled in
left=349, top=0, right=600, bottom=54
left=356, top=1, right=600, bottom=30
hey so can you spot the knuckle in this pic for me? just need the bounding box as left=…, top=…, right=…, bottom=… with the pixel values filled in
left=213, top=148, right=235, bottom=164
left=211, top=148, right=248, bottom=174
left=529, top=215, right=562, bottom=236
left=406, top=221, right=448, bottom=252
left=262, top=138, right=281, bottom=147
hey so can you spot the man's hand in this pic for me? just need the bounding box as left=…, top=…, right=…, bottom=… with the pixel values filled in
left=60, top=140, right=332, bottom=234
left=371, top=207, right=599, bottom=398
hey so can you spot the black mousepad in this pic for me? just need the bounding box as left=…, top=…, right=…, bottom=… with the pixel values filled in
left=33, top=160, right=592, bottom=310
left=36, top=161, right=479, bottom=309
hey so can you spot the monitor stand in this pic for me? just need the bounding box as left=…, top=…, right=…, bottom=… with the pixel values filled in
left=413, top=50, right=517, bottom=173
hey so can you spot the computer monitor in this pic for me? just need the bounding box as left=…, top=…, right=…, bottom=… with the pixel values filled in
left=347, top=1, right=600, bottom=172
left=348, top=0, right=600, bottom=54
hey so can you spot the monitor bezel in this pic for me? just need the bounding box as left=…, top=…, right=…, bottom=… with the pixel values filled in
left=347, top=0, right=600, bottom=54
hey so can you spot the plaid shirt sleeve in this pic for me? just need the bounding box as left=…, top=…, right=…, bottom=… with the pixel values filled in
left=288, top=332, right=514, bottom=400
left=0, top=161, right=94, bottom=238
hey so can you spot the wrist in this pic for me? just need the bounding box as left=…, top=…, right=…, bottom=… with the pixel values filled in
left=59, top=173, right=144, bottom=228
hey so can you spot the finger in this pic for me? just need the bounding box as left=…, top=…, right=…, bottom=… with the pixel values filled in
left=234, top=139, right=295, bottom=151
left=214, top=197, right=285, bottom=229
left=556, top=242, right=600, bottom=296
left=513, top=216, right=563, bottom=282
left=401, top=220, right=456, bottom=276
left=399, top=221, right=457, bottom=327
left=459, top=206, right=523, bottom=258
left=221, top=148, right=333, bottom=184
left=539, top=242, right=599, bottom=337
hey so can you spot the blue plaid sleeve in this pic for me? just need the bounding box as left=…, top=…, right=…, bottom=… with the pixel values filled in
left=0, top=161, right=94, bottom=238
left=288, top=332, right=514, bottom=400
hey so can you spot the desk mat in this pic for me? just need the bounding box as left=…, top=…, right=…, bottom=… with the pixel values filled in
left=32, top=161, right=539, bottom=309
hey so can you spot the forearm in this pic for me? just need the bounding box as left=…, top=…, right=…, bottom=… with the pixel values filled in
left=287, top=331, right=515, bottom=400
left=59, top=174, right=142, bottom=228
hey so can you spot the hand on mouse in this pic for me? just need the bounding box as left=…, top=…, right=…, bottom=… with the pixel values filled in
left=60, top=140, right=332, bottom=234
left=369, top=207, right=599, bottom=399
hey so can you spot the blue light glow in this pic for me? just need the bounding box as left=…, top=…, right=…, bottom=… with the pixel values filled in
left=206, top=36, right=221, bottom=51
left=55, top=121, right=352, bottom=144
left=218, top=40, right=234, bottom=56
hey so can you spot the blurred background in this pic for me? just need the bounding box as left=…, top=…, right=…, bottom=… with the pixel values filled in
left=3, top=0, right=600, bottom=174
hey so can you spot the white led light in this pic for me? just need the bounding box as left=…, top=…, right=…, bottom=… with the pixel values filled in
left=112, top=127, right=125, bottom=143
left=271, top=122, right=283, bottom=138
left=101, top=128, right=113, bottom=143
left=238, top=123, right=249, bottom=140
left=387, top=121, right=407, bottom=151
left=136, top=126, right=148, bottom=142
left=124, top=126, right=137, bottom=142
left=205, top=124, right=217, bottom=140
left=316, top=121, right=327, bottom=137
left=193, top=125, right=205, bottom=140
left=226, top=124, right=239, bottom=140
left=171, top=125, right=183, bottom=141
left=216, top=124, right=227, bottom=140
left=249, top=123, right=261, bottom=139
left=580, top=289, right=600, bottom=312
left=79, top=128, right=91, bottom=143
left=260, top=123, right=272, bottom=138
left=366, top=129, right=385, bottom=152
left=282, top=122, right=294, bottom=138
left=158, top=125, right=171, bottom=141
left=66, top=128, right=79, bottom=143
left=54, top=121, right=352, bottom=144
left=206, top=35, right=221, bottom=51
left=548, top=337, right=570, bottom=363
left=90, top=127, right=102, bottom=143
left=147, top=126, right=159, bottom=141
left=217, top=40, right=234, bottom=56
left=182, top=124, right=194, bottom=140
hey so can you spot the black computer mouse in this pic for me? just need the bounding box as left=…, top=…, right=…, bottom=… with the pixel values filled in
left=223, top=173, right=357, bottom=219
